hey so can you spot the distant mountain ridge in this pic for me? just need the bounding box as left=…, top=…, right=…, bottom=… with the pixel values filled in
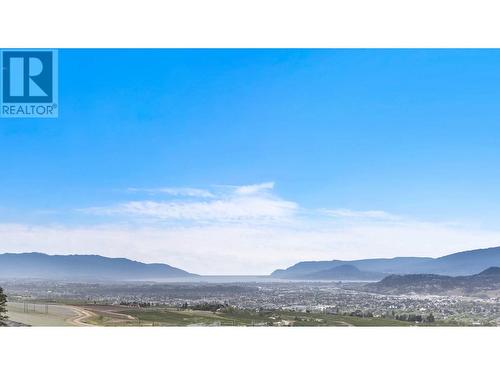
left=363, top=267, right=500, bottom=296
left=271, top=246, right=500, bottom=279
left=0, top=252, right=196, bottom=280
left=299, top=264, right=385, bottom=281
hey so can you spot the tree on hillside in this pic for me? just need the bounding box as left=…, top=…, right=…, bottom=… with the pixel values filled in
left=0, top=287, right=8, bottom=326
left=427, top=313, right=435, bottom=323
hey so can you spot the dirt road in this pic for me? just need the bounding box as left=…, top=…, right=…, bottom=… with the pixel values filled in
left=67, top=306, right=98, bottom=326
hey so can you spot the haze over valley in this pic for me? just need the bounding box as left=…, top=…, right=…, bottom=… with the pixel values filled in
left=2, top=245, right=500, bottom=327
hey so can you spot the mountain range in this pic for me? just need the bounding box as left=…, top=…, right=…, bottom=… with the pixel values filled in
left=2, top=245, right=500, bottom=282
left=0, top=252, right=195, bottom=280
left=271, top=246, right=500, bottom=279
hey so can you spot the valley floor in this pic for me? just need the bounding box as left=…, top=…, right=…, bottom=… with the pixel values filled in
left=2, top=302, right=473, bottom=327
left=3, top=280, right=499, bottom=327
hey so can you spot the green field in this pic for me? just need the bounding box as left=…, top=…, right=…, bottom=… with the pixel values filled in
left=116, top=307, right=414, bottom=327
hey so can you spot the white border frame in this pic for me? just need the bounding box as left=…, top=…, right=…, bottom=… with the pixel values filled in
left=0, top=1, right=499, bottom=374
left=1, top=0, right=500, bottom=47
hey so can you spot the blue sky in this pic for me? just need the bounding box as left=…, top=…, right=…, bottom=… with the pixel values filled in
left=1, top=49, right=500, bottom=274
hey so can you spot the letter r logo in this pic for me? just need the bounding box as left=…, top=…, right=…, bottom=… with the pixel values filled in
left=2, top=51, right=53, bottom=103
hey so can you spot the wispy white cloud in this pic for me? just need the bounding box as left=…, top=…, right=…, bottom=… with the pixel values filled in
left=86, top=182, right=296, bottom=223
left=234, top=182, right=275, bottom=195
left=127, top=187, right=214, bottom=198
left=85, top=196, right=297, bottom=222
left=322, top=208, right=400, bottom=220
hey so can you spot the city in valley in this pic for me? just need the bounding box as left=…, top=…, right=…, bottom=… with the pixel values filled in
left=2, top=278, right=499, bottom=327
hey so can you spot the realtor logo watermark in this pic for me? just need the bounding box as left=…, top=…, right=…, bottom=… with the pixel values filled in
left=1, top=49, right=58, bottom=118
